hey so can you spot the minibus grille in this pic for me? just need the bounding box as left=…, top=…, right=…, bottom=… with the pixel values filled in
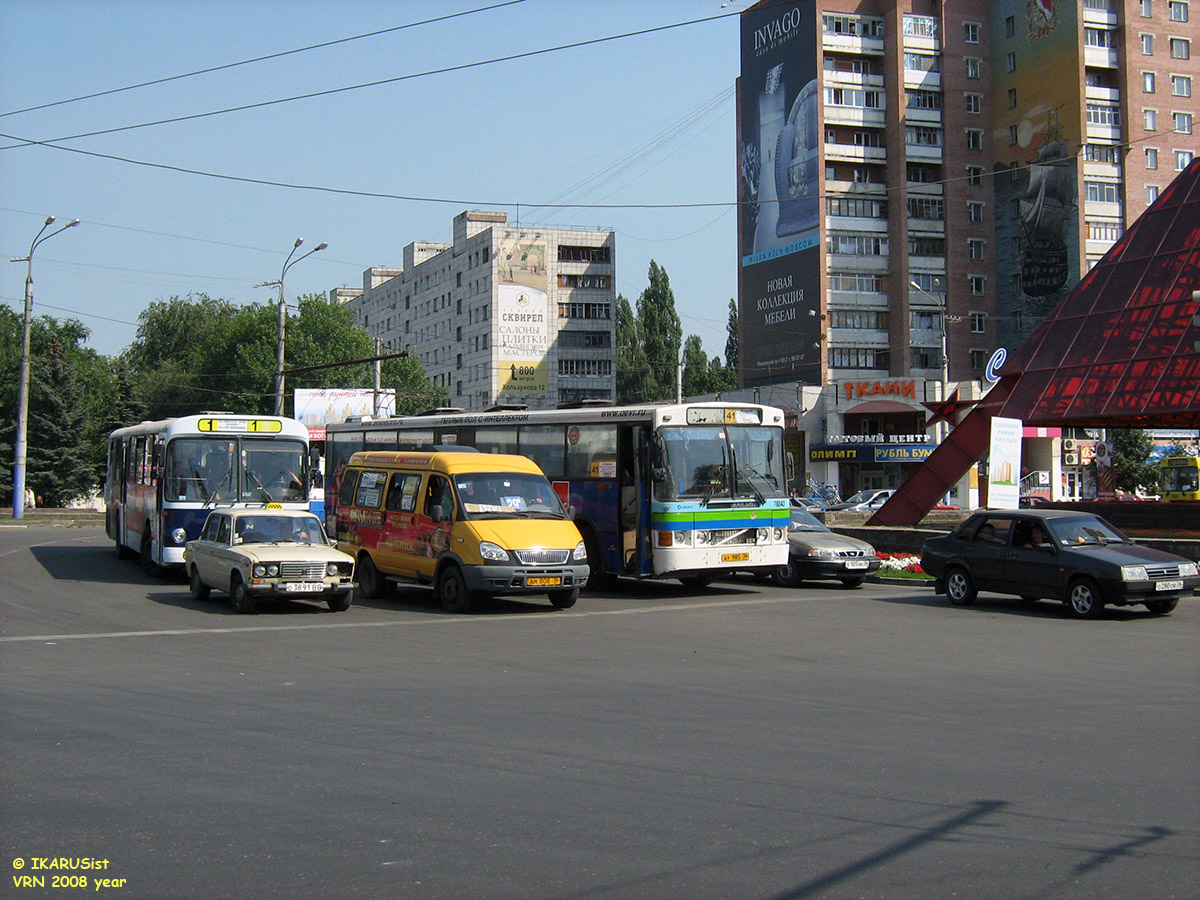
left=280, top=562, right=326, bottom=581
left=516, top=549, right=570, bottom=566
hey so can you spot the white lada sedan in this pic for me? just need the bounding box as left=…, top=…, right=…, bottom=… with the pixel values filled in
left=185, top=508, right=356, bottom=614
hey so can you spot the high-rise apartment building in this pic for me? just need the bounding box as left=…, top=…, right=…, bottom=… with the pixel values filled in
left=344, top=211, right=617, bottom=411
left=735, top=0, right=1197, bottom=503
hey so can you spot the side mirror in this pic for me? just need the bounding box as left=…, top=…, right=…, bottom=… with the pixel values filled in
left=430, top=504, right=445, bottom=524
left=567, top=504, right=577, bottom=520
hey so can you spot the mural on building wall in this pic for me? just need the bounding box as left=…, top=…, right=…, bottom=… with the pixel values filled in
left=737, top=2, right=820, bottom=387
left=496, top=235, right=549, bottom=395
left=992, top=0, right=1082, bottom=343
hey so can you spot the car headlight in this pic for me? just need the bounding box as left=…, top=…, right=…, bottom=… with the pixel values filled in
left=807, top=548, right=838, bottom=560
left=1179, top=562, right=1198, bottom=578
left=170, top=527, right=187, bottom=545
left=253, top=564, right=267, bottom=578
left=479, top=541, right=510, bottom=562
left=327, top=563, right=340, bottom=577
left=572, top=541, right=587, bottom=562
left=266, top=564, right=279, bottom=577
left=1121, top=565, right=1149, bottom=582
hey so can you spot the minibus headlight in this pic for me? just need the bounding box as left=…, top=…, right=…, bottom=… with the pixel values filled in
left=479, top=541, right=510, bottom=562
left=170, top=527, right=187, bottom=544
left=253, top=564, right=267, bottom=577
left=572, top=541, right=587, bottom=561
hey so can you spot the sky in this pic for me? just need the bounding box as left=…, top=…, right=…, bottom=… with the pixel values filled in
left=0, top=0, right=753, bottom=363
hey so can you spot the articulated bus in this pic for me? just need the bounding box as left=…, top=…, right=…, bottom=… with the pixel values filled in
left=325, top=402, right=791, bottom=586
left=106, top=414, right=311, bottom=571
left=1158, top=455, right=1200, bottom=501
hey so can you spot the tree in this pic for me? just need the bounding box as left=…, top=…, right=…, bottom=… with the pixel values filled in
left=724, top=298, right=739, bottom=375
left=637, top=261, right=682, bottom=401
left=615, top=294, right=655, bottom=404
left=25, top=341, right=97, bottom=506
left=681, top=335, right=711, bottom=396
left=1107, top=428, right=1158, bottom=494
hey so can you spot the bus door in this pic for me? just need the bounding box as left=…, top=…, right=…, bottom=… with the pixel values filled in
left=620, top=425, right=652, bottom=576
left=381, top=471, right=423, bottom=579
left=415, top=473, right=456, bottom=582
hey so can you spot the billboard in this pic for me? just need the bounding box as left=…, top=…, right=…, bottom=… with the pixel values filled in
left=496, top=235, right=549, bottom=396
left=294, top=388, right=396, bottom=440
left=737, top=2, right=820, bottom=386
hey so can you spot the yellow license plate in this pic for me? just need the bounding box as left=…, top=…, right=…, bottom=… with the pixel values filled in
left=527, top=576, right=562, bottom=587
left=721, top=552, right=750, bottom=563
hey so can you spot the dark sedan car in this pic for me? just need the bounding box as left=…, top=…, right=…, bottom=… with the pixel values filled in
left=921, top=509, right=1199, bottom=619
left=773, top=508, right=880, bottom=588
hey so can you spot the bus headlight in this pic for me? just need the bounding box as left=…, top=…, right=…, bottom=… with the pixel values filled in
left=773, top=527, right=785, bottom=542
left=572, top=541, right=587, bottom=561
left=479, top=541, right=510, bottom=562
left=170, top=527, right=188, bottom=544
left=757, top=527, right=770, bottom=544
left=694, top=530, right=709, bottom=546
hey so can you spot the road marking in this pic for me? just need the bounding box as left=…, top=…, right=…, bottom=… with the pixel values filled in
left=0, top=596, right=802, bottom=644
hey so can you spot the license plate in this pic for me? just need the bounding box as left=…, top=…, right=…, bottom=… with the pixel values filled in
left=527, top=576, right=562, bottom=587
left=845, top=560, right=870, bottom=570
left=285, top=582, right=325, bottom=593
left=1156, top=580, right=1184, bottom=591
left=721, top=552, right=750, bottom=563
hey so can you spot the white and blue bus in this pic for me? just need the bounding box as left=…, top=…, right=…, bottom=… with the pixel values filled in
left=325, top=402, right=791, bottom=586
left=106, top=414, right=312, bottom=571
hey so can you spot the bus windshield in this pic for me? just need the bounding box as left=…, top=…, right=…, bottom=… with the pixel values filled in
left=656, top=425, right=786, bottom=503
left=165, top=438, right=307, bottom=504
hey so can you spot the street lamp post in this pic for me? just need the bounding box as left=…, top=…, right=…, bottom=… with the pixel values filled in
left=9, top=216, right=80, bottom=519
left=909, top=277, right=949, bottom=390
left=270, top=239, right=327, bottom=416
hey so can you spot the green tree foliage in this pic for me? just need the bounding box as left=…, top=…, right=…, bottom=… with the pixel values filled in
left=724, top=297, right=739, bottom=375
left=681, top=335, right=710, bottom=396
left=615, top=294, right=655, bottom=404
left=25, top=342, right=97, bottom=506
left=1107, top=428, right=1158, bottom=493
left=637, top=261, right=681, bottom=401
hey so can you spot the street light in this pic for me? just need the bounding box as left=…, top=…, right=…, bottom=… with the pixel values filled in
left=909, top=277, right=949, bottom=389
left=9, top=215, right=80, bottom=520
left=269, top=238, right=327, bottom=416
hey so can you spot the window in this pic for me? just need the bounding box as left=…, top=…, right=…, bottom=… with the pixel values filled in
left=1087, top=221, right=1124, bottom=241
left=1169, top=1, right=1189, bottom=21
left=829, top=310, right=890, bottom=330
left=1005, top=16, right=1016, bottom=37
left=559, top=359, right=612, bottom=377
left=1142, top=0, right=1153, bottom=14
left=968, top=239, right=985, bottom=260
left=558, top=302, right=612, bottom=319
left=1144, top=71, right=1156, bottom=92
left=1009, top=124, right=1020, bottom=145
left=824, top=87, right=884, bottom=108
left=1145, top=108, right=1158, bottom=130
left=1175, top=150, right=1194, bottom=170
left=829, top=273, right=884, bottom=292
left=907, top=163, right=939, bottom=183
left=969, top=275, right=986, bottom=296
left=910, top=346, right=944, bottom=369
left=966, top=57, right=981, bottom=78
left=909, top=236, right=946, bottom=256
left=909, top=273, right=942, bottom=293
left=903, top=15, right=938, bottom=38
left=558, top=245, right=611, bottom=262
left=1172, top=75, right=1192, bottom=97
left=1006, top=52, right=1016, bottom=72
left=966, top=128, right=983, bottom=150
left=1084, top=143, right=1122, bottom=163
left=1176, top=112, right=1194, bottom=133
left=829, top=348, right=889, bottom=370
left=1142, top=33, right=1155, bottom=55
left=827, top=234, right=888, bottom=255
left=1147, top=147, right=1159, bottom=168
left=828, top=197, right=887, bottom=218
left=1008, top=87, right=1017, bottom=108
left=1087, top=103, right=1121, bottom=125
left=558, top=330, right=611, bottom=349
left=906, top=125, right=943, bottom=146
left=907, top=196, right=944, bottom=220
left=1084, top=28, right=1114, bottom=49
left=1170, top=38, right=1190, bottom=58
left=1147, top=185, right=1160, bottom=203
left=823, top=14, right=885, bottom=38
left=1085, top=181, right=1121, bottom=203
left=967, top=166, right=983, bottom=186
left=970, top=349, right=988, bottom=370
left=965, top=93, right=982, bottom=114
left=557, top=273, right=611, bottom=289
left=968, top=201, right=984, bottom=222
left=906, top=89, right=942, bottom=109
left=970, top=312, right=986, bottom=333
left=964, top=22, right=980, bottom=43
left=903, top=53, right=940, bottom=73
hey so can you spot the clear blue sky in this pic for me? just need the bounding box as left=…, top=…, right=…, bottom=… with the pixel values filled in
left=1, top=0, right=750, bottom=362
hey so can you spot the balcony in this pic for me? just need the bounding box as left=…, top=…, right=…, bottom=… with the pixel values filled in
left=822, top=33, right=885, bottom=56
left=823, top=142, right=887, bottom=164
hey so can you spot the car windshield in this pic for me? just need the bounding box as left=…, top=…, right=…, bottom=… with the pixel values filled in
left=234, top=515, right=326, bottom=545
left=454, top=473, right=566, bottom=519
left=789, top=509, right=830, bottom=532
left=1047, top=515, right=1128, bottom=546
left=842, top=490, right=877, bottom=504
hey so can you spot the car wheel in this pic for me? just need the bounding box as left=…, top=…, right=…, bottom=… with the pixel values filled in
left=1144, top=598, right=1179, bottom=615
left=189, top=566, right=210, bottom=602
left=840, top=576, right=866, bottom=588
left=548, top=588, right=579, bottom=609
left=436, top=565, right=474, bottom=613
left=772, top=560, right=803, bottom=588
left=140, top=527, right=162, bottom=577
left=945, top=566, right=977, bottom=606
left=229, top=574, right=258, bottom=614
left=357, top=553, right=392, bottom=599
left=679, top=573, right=716, bottom=590
left=327, top=590, right=352, bottom=612
left=1065, top=577, right=1104, bottom=619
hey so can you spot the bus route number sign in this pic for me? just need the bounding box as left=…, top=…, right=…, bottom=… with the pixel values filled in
left=198, top=418, right=283, bottom=434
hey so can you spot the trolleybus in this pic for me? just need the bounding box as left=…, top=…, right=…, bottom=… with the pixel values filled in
left=106, top=413, right=312, bottom=571
left=325, top=402, right=791, bottom=586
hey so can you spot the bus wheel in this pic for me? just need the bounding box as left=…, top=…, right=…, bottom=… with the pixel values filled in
left=357, top=553, right=392, bottom=599
left=580, top=525, right=617, bottom=589
left=549, top=588, right=579, bottom=609
left=679, top=573, right=717, bottom=590
left=230, top=574, right=258, bottom=614
left=436, top=565, right=474, bottom=614
left=140, top=528, right=162, bottom=577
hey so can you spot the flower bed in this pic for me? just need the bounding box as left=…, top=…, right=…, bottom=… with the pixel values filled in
left=876, top=552, right=930, bottom=579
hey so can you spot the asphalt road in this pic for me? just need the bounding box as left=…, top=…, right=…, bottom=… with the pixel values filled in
left=2, top=525, right=1198, bottom=900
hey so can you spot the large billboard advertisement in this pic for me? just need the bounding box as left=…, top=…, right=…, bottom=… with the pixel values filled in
left=737, top=3, right=820, bottom=387
left=991, top=1, right=1082, bottom=346
left=496, top=234, right=550, bottom=396
left=294, top=388, right=396, bottom=440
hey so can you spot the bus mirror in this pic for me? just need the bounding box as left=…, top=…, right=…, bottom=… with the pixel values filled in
left=785, top=453, right=795, bottom=483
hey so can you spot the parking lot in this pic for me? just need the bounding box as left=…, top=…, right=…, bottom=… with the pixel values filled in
left=2, top=525, right=1198, bottom=900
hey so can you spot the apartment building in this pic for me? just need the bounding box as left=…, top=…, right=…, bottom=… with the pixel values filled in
left=343, top=211, right=616, bottom=411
